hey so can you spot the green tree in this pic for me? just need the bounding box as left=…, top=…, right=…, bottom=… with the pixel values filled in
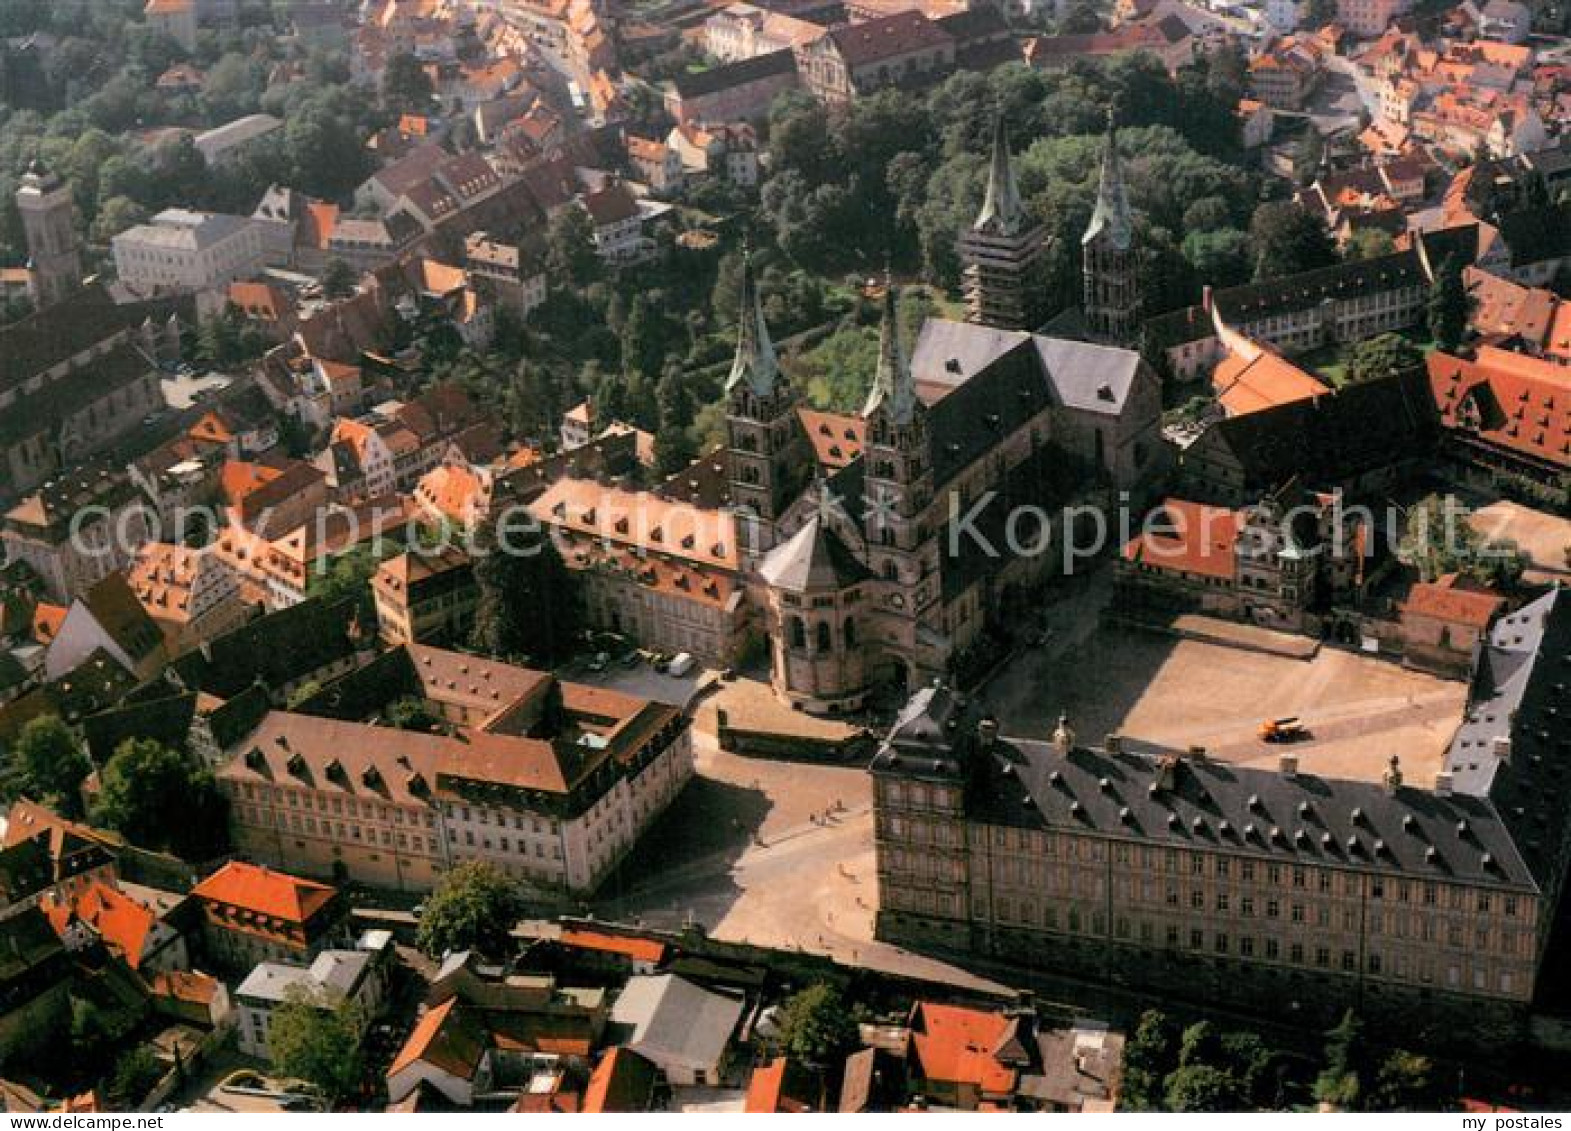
left=1313, top=1009, right=1368, bottom=1111
left=654, top=365, right=697, bottom=476
left=468, top=517, right=583, bottom=665
left=107, top=1046, right=166, bottom=1110
left=306, top=547, right=380, bottom=626
left=321, top=257, right=357, bottom=300
left=546, top=208, right=602, bottom=289
left=774, top=983, right=861, bottom=1065
left=11, top=715, right=90, bottom=816
left=416, top=860, right=522, bottom=959
left=91, top=738, right=229, bottom=860
left=1060, top=0, right=1103, bottom=32
left=1121, top=1010, right=1178, bottom=1111
left=1345, top=227, right=1395, bottom=260
left=385, top=695, right=443, bottom=733
left=267, top=987, right=365, bottom=1102
left=1428, top=252, right=1469, bottom=353
left=1345, top=332, right=1424, bottom=384
left=1164, top=1064, right=1244, bottom=1111
left=1249, top=200, right=1338, bottom=280
left=1368, top=1050, right=1438, bottom=1111
left=381, top=52, right=433, bottom=115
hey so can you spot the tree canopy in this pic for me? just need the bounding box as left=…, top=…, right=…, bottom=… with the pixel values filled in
left=6, top=715, right=90, bottom=816
left=91, top=737, right=229, bottom=860
left=773, top=983, right=862, bottom=1065
left=267, top=987, right=365, bottom=1103
left=416, top=860, right=523, bottom=959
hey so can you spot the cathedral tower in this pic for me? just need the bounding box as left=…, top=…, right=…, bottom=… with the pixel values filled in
left=958, top=115, right=1048, bottom=331
left=15, top=158, right=82, bottom=310
left=861, top=280, right=937, bottom=623
left=724, top=252, right=808, bottom=553
left=1081, top=113, right=1140, bottom=345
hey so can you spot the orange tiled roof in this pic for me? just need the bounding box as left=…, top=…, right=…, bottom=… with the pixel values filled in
left=797, top=408, right=866, bottom=471
left=908, top=1002, right=1018, bottom=1097
left=558, top=928, right=666, bottom=964
left=32, top=602, right=66, bottom=645
left=1401, top=573, right=1506, bottom=628
left=1427, top=347, right=1571, bottom=471
left=1122, top=498, right=1242, bottom=581
left=388, top=998, right=489, bottom=1081
left=190, top=860, right=337, bottom=924
left=42, top=881, right=158, bottom=969
left=1212, top=342, right=1327, bottom=416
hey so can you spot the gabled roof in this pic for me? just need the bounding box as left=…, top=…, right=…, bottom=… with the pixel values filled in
left=389, top=998, right=489, bottom=1081
left=608, top=974, right=744, bottom=1073
left=1121, top=498, right=1241, bottom=580
left=42, top=881, right=159, bottom=969
left=582, top=1047, right=660, bottom=1113
left=827, top=10, right=951, bottom=67
left=908, top=1001, right=1019, bottom=1097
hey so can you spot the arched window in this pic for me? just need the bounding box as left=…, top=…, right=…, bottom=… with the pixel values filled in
left=789, top=616, right=806, bottom=650
left=816, top=621, right=832, bottom=652
left=844, top=616, right=857, bottom=647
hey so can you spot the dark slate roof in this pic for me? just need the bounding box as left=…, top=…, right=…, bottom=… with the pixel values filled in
left=967, top=735, right=1533, bottom=889
left=873, top=589, right=1571, bottom=894
left=1444, top=588, right=1571, bottom=889
left=1194, top=367, right=1439, bottom=494
left=0, top=835, right=53, bottom=907
left=758, top=515, right=871, bottom=592
left=168, top=596, right=360, bottom=699
left=80, top=692, right=196, bottom=764
left=1212, top=248, right=1426, bottom=325
left=669, top=48, right=797, bottom=100
left=1496, top=204, right=1571, bottom=268
left=912, top=319, right=1144, bottom=422
left=926, top=337, right=1048, bottom=490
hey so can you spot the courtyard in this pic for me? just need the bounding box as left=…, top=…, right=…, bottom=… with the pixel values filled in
left=983, top=622, right=1468, bottom=789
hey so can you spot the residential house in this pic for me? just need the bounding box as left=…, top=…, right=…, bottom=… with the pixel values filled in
left=371, top=545, right=477, bottom=647
left=607, top=974, right=744, bottom=1087
left=794, top=11, right=956, bottom=104
left=235, top=933, right=391, bottom=1057
left=41, top=880, right=189, bottom=975
left=189, top=861, right=344, bottom=973
left=125, top=542, right=251, bottom=656
left=42, top=570, right=166, bottom=684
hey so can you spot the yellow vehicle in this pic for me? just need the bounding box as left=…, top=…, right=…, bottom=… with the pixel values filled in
left=1259, top=716, right=1308, bottom=743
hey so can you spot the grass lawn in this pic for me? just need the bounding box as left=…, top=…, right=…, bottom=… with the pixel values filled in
left=1292, top=325, right=1437, bottom=389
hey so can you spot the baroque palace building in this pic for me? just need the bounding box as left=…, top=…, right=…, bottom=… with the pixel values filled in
left=871, top=587, right=1571, bottom=1037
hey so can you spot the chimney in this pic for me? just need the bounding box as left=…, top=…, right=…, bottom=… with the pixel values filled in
left=977, top=717, right=999, bottom=750
left=1187, top=745, right=1207, bottom=762
left=1105, top=733, right=1122, bottom=754
left=1280, top=752, right=1298, bottom=779
left=1201, top=284, right=1214, bottom=313
left=1434, top=771, right=1453, bottom=797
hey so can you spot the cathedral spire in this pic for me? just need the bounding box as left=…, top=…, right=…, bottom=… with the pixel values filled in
left=862, top=275, right=918, bottom=425
left=1082, top=109, right=1133, bottom=252
left=972, top=113, right=1023, bottom=237
left=725, top=247, right=781, bottom=399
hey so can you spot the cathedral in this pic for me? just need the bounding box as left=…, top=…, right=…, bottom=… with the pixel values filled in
left=538, top=117, right=1165, bottom=713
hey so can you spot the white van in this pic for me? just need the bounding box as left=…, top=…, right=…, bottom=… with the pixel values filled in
left=666, top=651, right=696, bottom=678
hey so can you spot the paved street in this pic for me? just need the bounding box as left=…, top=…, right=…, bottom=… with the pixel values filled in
left=592, top=698, right=1007, bottom=994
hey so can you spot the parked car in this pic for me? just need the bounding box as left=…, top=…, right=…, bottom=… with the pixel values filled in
left=666, top=652, right=696, bottom=678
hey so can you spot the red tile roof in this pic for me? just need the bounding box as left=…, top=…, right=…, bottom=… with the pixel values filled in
left=190, top=860, right=337, bottom=924
left=907, top=1002, right=1018, bottom=1097
left=582, top=1047, right=660, bottom=1113
left=1121, top=498, right=1242, bottom=581
left=558, top=927, right=666, bottom=965
left=1427, top=347, right=1571, bottom=471
left=42, top=881, right=158, bottom=969
left=388, top=998, right=489, bottom=1082
left=1401, top=573, right=1506, bottom=628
